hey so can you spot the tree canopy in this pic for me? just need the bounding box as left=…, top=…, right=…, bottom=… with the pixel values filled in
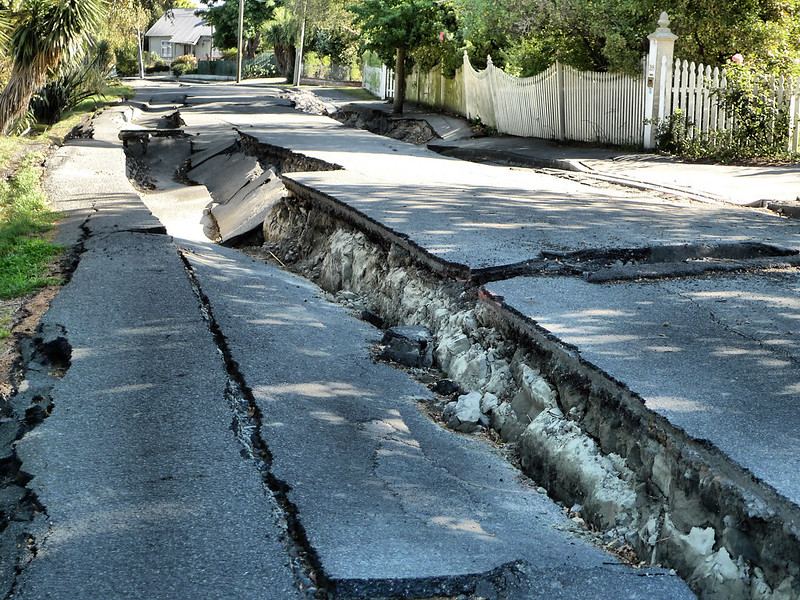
left=197, top=0, right=278, bottom=58
left=0, top=0, right=105, bottom=133
left=349, top=0, right=455, bottom=112
left=449, top=0, right=800, bottom=76
left=343, top=0, right=800, bottom=80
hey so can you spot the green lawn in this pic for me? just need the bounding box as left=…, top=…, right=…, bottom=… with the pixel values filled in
left=0, top=152, right=63, bottom=298
left=330, top=86, right=376, bottom=100
left=0, top=83, right=133, bottom=300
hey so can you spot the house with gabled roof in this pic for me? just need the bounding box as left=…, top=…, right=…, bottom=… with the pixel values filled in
left=145, top=8, right=219, bottom=63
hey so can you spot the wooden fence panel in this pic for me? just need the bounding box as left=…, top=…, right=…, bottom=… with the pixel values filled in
left=463, top=57, right=496, bottom=127
left=490, top=64, right=560, bottom=138
left=442, top=68, right=465, bottom=115
left=563, top=67, right=645, bottom=145
left=367, top=51, right=800, bottom=151
left=421, top=55, right=645, bottom=144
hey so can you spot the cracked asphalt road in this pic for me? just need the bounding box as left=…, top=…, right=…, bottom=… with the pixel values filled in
left=17, top=73, right=800, bottom=598
left=2, top=87, right=697, bottom=598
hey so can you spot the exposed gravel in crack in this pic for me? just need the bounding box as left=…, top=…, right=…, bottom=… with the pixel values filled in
left=1, top=322, right=71, bottom=599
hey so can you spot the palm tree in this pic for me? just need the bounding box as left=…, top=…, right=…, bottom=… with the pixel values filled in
left=0, top=0, right=105, bottom=135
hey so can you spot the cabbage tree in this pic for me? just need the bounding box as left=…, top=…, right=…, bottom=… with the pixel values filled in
left=0, top=0, right=105, bottom=134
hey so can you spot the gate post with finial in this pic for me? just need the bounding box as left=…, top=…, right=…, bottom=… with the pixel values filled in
left=644, top=12, right=678, bottom=149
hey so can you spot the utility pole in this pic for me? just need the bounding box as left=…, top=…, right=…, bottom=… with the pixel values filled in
left=236, top=0, right=245, bottom=83
left=136, top=26, right=145, bottom=79
left=292, top=0, right=308, bottom=86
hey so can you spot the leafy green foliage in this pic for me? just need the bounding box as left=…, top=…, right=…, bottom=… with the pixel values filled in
left=655, top=64, right=796, bottom=161
left=0, top=0, right=105, bottom=134
left=114, top=46, right=165, bottom=78
left=113, top=42, right=140, bottom=77
left=306, top=24, right=359, bottom=67
left=8, top=0, right=105, bottom=69
left=424, top=0, right=800, bottom=77
left=349, top=0, right=454, bottom=62
left=0, top=154, right=63, bottom=299
left=30, top=41, right=114, bottom=125
left=667, top=0, right=800, bottom=74
left=242, top=51, right=279, bottom=78
left=349, top=0, right=455, bottom=110
left=261, top=7, right=296, bottom=79
left=170, top=53, right=197, bottom=76
left=197, top=0, right=277, bottom=59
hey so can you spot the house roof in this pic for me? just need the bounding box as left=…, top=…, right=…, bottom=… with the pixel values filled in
left=145, top=8, right=212, bottom=46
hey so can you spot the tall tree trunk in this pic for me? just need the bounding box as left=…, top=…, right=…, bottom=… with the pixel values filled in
left=274, top=44, right=296, bottom=80
left=393, top=46, right=406, bottom=115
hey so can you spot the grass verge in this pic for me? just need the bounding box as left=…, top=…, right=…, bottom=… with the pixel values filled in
left=41, top=84, right=135, bottom=144
left=0, top=152, right=64, bottom=299
left=331, top=86, right=376, bottom=100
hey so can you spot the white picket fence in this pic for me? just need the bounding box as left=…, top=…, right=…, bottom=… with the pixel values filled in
left=363, top=63, right=395, bottom=100
left=400, top=54, right=646, bottom=146
left=661, top=58, right=800, bottom=152
left=365, top=50, right=800, bottom=151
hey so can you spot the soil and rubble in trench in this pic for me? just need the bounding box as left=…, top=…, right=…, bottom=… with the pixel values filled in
left=253, top=192, right=800, bottom=600
left=285, top=88, right=440, bottom=146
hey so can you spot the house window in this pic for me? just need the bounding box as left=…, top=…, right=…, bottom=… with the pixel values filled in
left=161, top=41, right=173, bottom=59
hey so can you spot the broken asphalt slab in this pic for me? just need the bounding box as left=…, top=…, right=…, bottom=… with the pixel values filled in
left=306, top=88, right=800, bottom=208
left=7, top=107, right=302, bottom=599
left=281, top=168, right=800, bottom=271
left=486, top=272, right=800, bottom=506
left=12, top=232, right=301, bottom=600
left=177, top=238, right=693, bottom=599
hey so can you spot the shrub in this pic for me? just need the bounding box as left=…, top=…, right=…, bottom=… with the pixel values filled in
left=144, top=51, right=161, bottom=68
left=221, top=48, right=239, bottom=61
left=171, top=54, right=198, bottom=77
left=146, top=60, right=169, bottom=74
left=655, top=62, right=795, bottom=161
left=243, top=52, right=279, bottom=79
left=114, top=42, right=140, bottom=77
left=31, top=42, right=114, bottom=125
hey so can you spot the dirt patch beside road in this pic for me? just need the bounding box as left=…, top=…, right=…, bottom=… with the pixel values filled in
left=0, top=262, right=67, bottom=414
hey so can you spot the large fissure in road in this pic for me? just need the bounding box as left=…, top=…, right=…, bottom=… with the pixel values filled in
left=260, top=181, right=800, bottom=600
left=125, top=124, right=800, bottom=600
